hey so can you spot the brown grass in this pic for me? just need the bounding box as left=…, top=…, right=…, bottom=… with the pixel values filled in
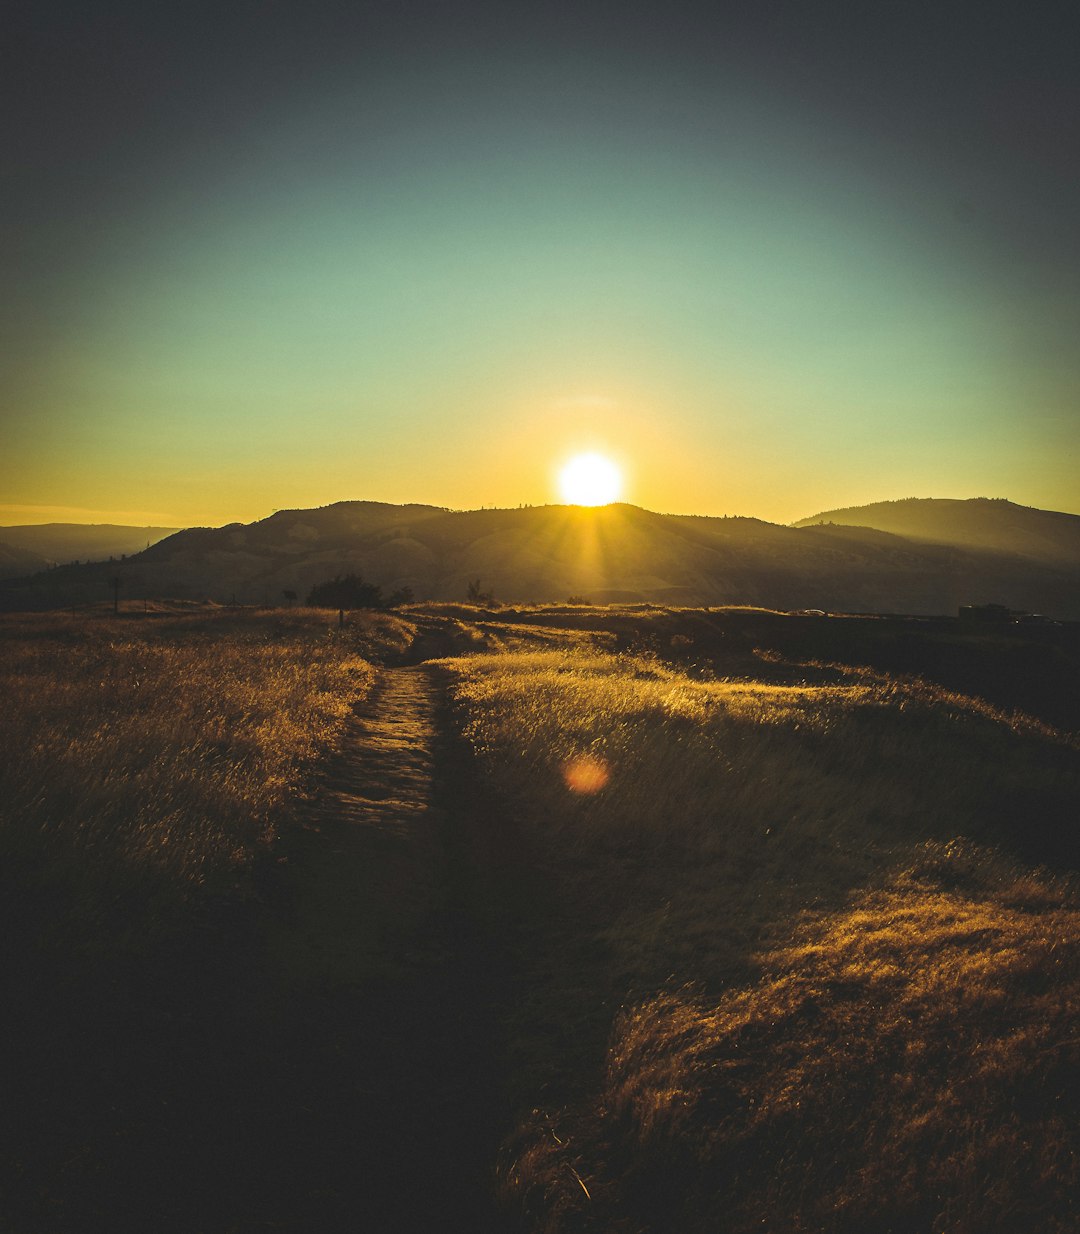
left=439, top=644, right=1080, bottom=1233
left=449, top=644, right=1077, bottom=897
left=0, top=607, right=413, bottom=947
left=0, top=605, right=424, bottom=1233
left=6, top=604, right=1076, bottom=1231
left=514, top=850, right=1080, bottom=1233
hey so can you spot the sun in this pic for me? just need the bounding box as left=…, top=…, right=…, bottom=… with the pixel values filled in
left=558, top=452, right=623, bottom=506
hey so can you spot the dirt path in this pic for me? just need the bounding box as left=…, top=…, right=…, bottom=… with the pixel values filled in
left=274, top=665, right=445, bottom=986
left=256, top=662, right=509, bottom=1233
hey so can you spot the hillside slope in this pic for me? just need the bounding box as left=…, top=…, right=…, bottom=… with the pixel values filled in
left=0, top=541, right=51, bottom=580
left=0, top=523, right=180, bottom=565
left=795, top=498, right=1080, bottom=566
left=3, top=500, right=1079, bottom=618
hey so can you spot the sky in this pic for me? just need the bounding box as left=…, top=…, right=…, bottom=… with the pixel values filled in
left=3, top=0, right=1079, bottom=528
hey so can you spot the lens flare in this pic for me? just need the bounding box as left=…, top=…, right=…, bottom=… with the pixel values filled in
left=562, top=754, right=610, bottom=794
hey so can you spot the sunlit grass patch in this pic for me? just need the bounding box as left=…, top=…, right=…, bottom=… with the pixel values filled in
left=0, top=609, right=408, bottom=946
left=442, top=644, right=1080, bottom=1231
left=502, top=854, right=1080, bottom=1233
left=446, top=647, right=1080, bottom=1003
left=554, top=853, right=1080, bottom=1234
left=445, top=647, right=1078, bottom=869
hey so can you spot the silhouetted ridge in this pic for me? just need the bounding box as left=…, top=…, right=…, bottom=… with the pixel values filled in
left=795, top=498, right=1080, bottom=567
left=3, top=499, right=1079, bottom=618
left=0, top=523, right=179, bottom=568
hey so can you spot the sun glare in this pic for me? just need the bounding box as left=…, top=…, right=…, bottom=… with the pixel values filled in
left=558, top=452, right=623, bottom=506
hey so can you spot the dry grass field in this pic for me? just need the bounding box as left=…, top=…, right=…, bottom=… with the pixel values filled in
left=439, top=640, right=1080, bottom=1233
left=0, top=607, right=413, bottom=943
left=3, top=602, right=1078, bottom=1232
left=0, top=606, right=415, bottom=1231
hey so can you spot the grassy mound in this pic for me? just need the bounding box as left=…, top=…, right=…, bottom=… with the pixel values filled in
left=441, top=645, right=1080, bottom=1233
left=507, top=848, right=1080, bottom=1233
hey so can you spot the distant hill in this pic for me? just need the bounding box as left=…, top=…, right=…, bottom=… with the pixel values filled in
left=3, top=499, right=1079, bottom=618
left=0, top=540, right=51, bottom=581
left=0, top=523, right=180, bottom=568
left=794, top=498, right=1080, bottom=567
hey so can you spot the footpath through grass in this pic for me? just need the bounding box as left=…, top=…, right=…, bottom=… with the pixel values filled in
left=5, top=603, right=1079, bottom=1232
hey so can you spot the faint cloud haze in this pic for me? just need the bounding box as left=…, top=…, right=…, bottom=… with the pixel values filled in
left=0, top=504, right=178, bottom=526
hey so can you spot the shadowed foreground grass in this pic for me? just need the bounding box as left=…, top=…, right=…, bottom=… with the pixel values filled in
left=0, top=607, right=415, bottom=1231
left=511, top=851, right=1080, bottom=1233
left=441, top=645, right=1080, bottom=1233
left=4, top=607, right=1078, bottom=1231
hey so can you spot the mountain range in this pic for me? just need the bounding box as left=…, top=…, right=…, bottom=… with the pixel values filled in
left=2, top=497, right=1078, bottom=618
left=0, top=524, right=179, bottom=579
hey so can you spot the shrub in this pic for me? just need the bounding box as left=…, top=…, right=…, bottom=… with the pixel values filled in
left=307, top=573, right=385, bottom=609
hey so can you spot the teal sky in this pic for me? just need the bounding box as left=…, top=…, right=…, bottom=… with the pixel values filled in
left=4, top=2, right=1079, bottom=527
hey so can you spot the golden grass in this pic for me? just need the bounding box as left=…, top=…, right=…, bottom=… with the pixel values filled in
left=447, top=647, right=1076, bottom=874
left=440, top=645, right=1080, bottom=1232
left=0, top=608, right=412, bottom=945
left=0, top=606, right=425, bottom=1233
left=557, top=854, right=1080, bottom=1233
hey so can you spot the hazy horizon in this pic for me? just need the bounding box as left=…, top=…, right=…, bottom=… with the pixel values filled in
left=4, top=489, right=1080, bottom=533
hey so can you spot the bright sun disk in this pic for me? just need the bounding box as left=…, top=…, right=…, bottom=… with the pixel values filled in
left=558, top=452, right=623, bottom=506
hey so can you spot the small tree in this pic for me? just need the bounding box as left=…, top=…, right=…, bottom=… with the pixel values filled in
left=466, top=578, right=494, bottom=605
left=282, top=588, right=298, bottom=608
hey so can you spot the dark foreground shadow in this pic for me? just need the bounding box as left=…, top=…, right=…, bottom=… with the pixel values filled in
left=2, top=662, right=528, bottom=1233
